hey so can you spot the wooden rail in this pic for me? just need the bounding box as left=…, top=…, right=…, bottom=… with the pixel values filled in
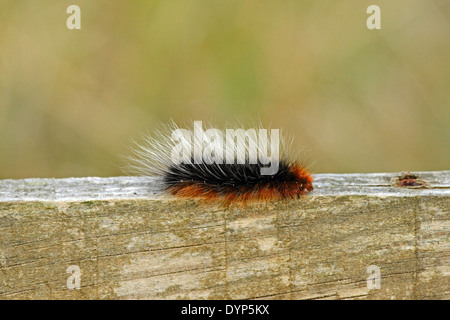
left=0, top=171, right=449, bottom=299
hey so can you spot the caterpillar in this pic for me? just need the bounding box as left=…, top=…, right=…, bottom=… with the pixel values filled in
left=127, top=121, right=313, bottom=205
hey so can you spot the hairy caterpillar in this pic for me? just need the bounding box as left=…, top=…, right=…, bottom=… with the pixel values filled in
left=127, top=121, right=313, bottom=205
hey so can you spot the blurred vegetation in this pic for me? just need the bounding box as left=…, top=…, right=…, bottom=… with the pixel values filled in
left=0, top=0, right=449, bottom=179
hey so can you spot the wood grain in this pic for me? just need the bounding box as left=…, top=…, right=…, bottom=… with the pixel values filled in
left=0, top=171, right=449, bottom=299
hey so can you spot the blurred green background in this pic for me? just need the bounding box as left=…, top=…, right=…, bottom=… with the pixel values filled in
left=0, top=0, right=449, bottom=179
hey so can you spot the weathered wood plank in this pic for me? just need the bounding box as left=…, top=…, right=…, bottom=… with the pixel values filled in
left=0, top=171, right=449, bottom=299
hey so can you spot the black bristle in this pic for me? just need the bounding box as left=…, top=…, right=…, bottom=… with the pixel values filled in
left=163, top=160, right=308, bottom=195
